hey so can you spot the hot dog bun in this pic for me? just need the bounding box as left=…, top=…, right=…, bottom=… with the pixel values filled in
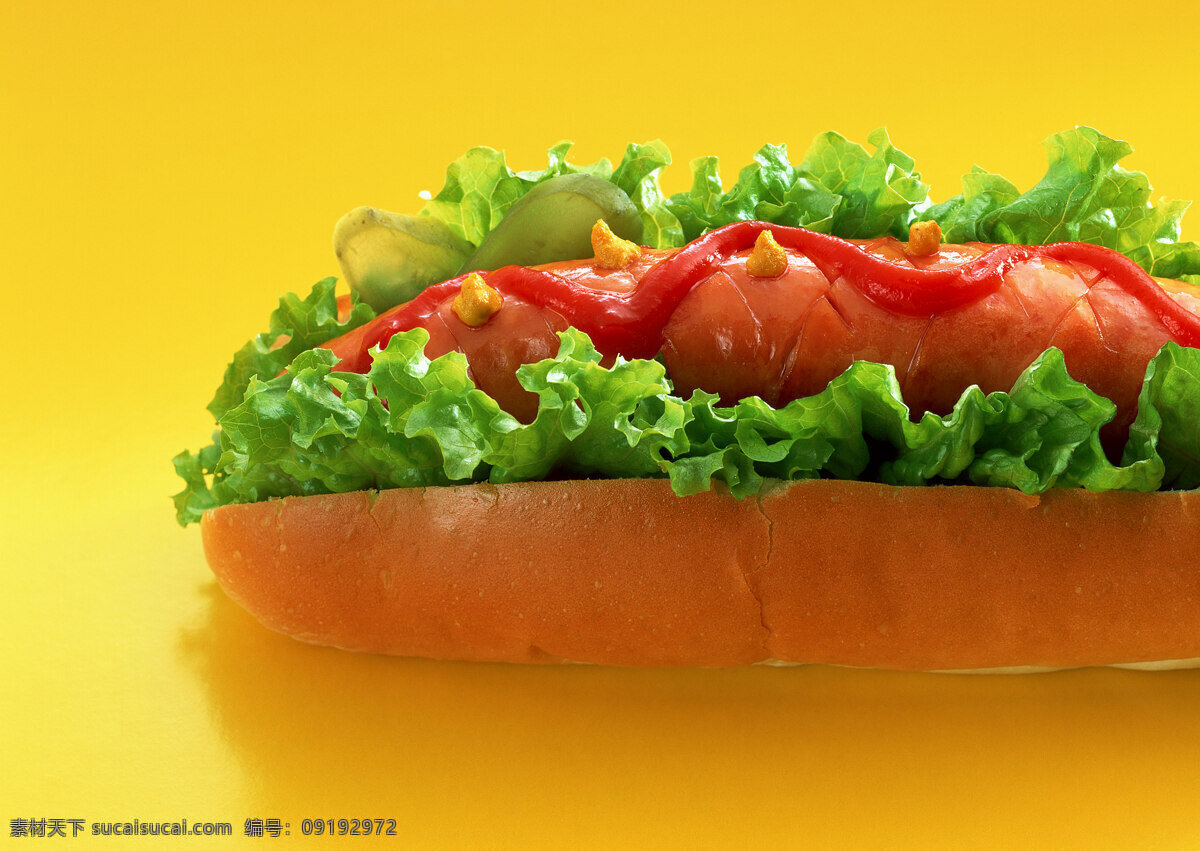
left=201, top=478, right=1200, bottom=671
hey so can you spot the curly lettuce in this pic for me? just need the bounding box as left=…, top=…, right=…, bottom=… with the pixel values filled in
left=666, top=126, right=1200, bottom=281
left=419, top=140, right=682, bottom=250
left=176, top=129, right=1200, bottom=524
left=668, top=128, right=929, bottom=242
left=920, top=127, right=1200, bottom=282
left=175, top=322, right=1200, bottom=525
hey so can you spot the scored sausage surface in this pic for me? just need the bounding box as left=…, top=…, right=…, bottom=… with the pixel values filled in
left=325, top=232, right=1200, bottom=438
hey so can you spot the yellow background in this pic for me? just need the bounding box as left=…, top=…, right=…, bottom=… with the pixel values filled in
left=4, top=0, right=1200, bottom=846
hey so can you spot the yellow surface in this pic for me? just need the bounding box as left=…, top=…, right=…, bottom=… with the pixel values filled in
left=4, top=1, right=1200, bottom=846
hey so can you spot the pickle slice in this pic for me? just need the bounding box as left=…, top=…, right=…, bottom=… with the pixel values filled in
left=333, top=207, right=472, bottom=312
left=463, top=173, right=643, bottom=271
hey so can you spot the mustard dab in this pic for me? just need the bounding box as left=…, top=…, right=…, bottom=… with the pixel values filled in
left=591, top=219, right=641, bottom=269
left=908, top=220, right=942, bottom=256
left=451, top=272, right=503, bottom=326
left=746, top=229, right=788, bottom=277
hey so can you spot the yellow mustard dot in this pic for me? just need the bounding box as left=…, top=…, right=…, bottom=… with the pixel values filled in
left=746, top=229, right=788, bottom=277
left=908, top=220, right=942, bottom=256
left=451, top=272, right=503, bottom=327
left=591, top=219, right=641, bottom=269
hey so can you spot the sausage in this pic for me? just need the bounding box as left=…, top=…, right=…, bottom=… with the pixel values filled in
left=323, top=223, right=1200, bottom=443
left=660, top=239, right=1200, bottom=445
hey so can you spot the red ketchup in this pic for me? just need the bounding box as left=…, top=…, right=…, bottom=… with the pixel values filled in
left=323, top=222, right=1200, bottom=371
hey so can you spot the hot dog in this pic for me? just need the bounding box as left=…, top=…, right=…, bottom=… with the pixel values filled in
left=176, top=129, right=1200, bottom=670
left=319, top=222, right=1200, bottom=450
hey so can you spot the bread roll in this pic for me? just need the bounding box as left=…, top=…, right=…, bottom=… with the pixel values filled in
left=201, top=478, right=1200, bottom=670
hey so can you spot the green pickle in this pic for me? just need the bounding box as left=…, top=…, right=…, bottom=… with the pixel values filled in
left=333, top=207, right=472, bottom=312
left=333, top=174, right=642, bottom=313
left=462, top=173, right=643, bottom=271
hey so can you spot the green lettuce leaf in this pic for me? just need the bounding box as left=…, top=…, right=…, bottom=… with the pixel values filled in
left=1125, top=342, right=1200, bottom=488
left=206, top=277, right=376, bottom=420
left=920, top=126, right=1200, bottom=279
left=171, top=443, right=222, bottom=526
left=174, top=279, right=378, bottom=525
left=668, top=126, right=1200, bottom=280
left=419, top=141, right=682, bottom=250
left=174, top=329, right=1194, bottom=525
left=667, top=128, right=929, bottom=243
left=610, top=140, right=684, bottom=251
left=487, top=329, right=692, bottom=482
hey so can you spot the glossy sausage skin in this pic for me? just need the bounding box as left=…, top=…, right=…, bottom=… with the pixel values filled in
left=324, top=234, right=1200, bottom=441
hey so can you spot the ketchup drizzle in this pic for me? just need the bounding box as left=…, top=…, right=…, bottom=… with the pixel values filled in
left=326, top=221, right=1200, bottom=370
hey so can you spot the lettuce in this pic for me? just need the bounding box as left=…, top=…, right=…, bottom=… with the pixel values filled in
left=667, top=129, right=928, bottom=242
left=175, top=280, right=379, bottom=524
left=174, top=328, right=1200, bottom=526
left=206, top=278, right=376, bottom=421
left=920, top=127, right=1200, bottom=280
left=667, top=126, right=1200, bottom=281
left=419, top=141, right=682, bottom=250
left=1124, top=342, right=1200, bottom=488
left=383, top=128, right=1200, bottom=276
left=176, top=129, right=1200, bottom=524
